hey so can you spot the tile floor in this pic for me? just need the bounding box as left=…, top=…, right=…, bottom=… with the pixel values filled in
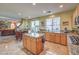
left=0, top=36, right=69, bottom=55
left=41, top=41, right=69, bottom=55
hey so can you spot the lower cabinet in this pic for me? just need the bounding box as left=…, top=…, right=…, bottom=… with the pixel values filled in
left=36, top=38, right=43, bottom=54
left=23, top=34, right=43, bottom=55
left=50, top=33, right=56, bottom=42
left=26, top=37, right=31, bottom=51
left=45, top=32, right=55, bottom=42
left=45, top=32, right=51, bottom=41
left=15, top=31, right=22, bottom=40
left=61, top=34, right=67, bottom=45
left=23, top=35, right=27, bottom=49
left=31, top=38, right=37, bottom=54
left=1, top=29, right=15, bottom=36
left=45, top=32, right=67, bottom=46
left=55, top=33, right=61, bottom=44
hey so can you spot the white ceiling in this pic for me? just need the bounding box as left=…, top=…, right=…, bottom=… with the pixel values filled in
left=0, top=3, right=78, bottom=19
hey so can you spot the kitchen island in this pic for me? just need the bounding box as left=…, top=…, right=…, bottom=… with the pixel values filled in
left=23, top=33, right=44, bottom=55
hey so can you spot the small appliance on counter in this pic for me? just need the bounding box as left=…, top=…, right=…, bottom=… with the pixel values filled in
left=64, top=27, right=69, bottom=33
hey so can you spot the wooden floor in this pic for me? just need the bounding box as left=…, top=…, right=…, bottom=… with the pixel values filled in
left=0, top=36, right=69, bottom=55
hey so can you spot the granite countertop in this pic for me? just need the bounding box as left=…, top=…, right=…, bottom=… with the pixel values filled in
left=24, top=33, right=44, bottom=38
left=0, top=28, right=15, bottom=30
left=45, top=32, right=68, bottom=34
left=67, top=34, right=79, bottom=55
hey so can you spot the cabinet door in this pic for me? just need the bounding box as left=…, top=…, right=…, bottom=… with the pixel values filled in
left=45, top=32, right=51, bottom=41
left=50, top=33, right=56, bottom=42
left=45, top=32, right=56, bottom=42
left=61, top=34, right=67, bottom=45
left=26, top=36, right=31, bottom=51
left=55, top=33, right=61, bottom=44
left=31, top=38, right=37, bottom=54
left=23, top=35, right=27, bottom=49
left=37, top=37, right=43, bottom=54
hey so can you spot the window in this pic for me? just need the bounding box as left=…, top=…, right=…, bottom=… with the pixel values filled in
left=53, top=17, right=60, bottom=32
left=31, top=20, right=39, bottom=32
left=45, top=18, right=53, bottom=32
left=45, top=17, right=60, bottom=32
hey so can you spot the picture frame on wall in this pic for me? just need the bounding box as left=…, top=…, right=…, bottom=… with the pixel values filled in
left=62, top=21, right=69, bottom=26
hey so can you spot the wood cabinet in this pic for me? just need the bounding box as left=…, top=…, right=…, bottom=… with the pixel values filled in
left=45, top=32, right=67, bottom=46
left=26, top=36, right=31, bottom=51
left=61, top=33, right=67, bottom=45
left=50, top=33, right=56, bottom=42
left=23, top=34, right=43, bottom=55
left=31, top=38, right=37, bottom=54
left=45, top=32, right=55, bottom=42
left=15, top=31, right=22, bottom=40
left=55, top=33, right=61, bottom=44
left=45, top=32, right=51, bottom=41
left=0, top=29, right=15, bottom=36
left=36, top=37, right=43, bottom=54
left=23, top=35, right=27, bottom=48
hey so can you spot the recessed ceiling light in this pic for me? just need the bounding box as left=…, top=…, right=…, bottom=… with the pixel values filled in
left=43, top=10, right=46, bottom=13
left=32, top=3, right=36, bottom=5
left=28, top=16, right=31, bottom=19
left=50, top=15, right=55, bottom=18
left=18, top=13, right=22, bottom=16
left=59, top=5, right=63, bottom=8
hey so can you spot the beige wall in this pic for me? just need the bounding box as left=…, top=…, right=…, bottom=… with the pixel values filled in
left=23, top=10, right=74, bottom=31
left=32, top=10, right=74, bottom=31
left=54, top=10, right=74, bottom=30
